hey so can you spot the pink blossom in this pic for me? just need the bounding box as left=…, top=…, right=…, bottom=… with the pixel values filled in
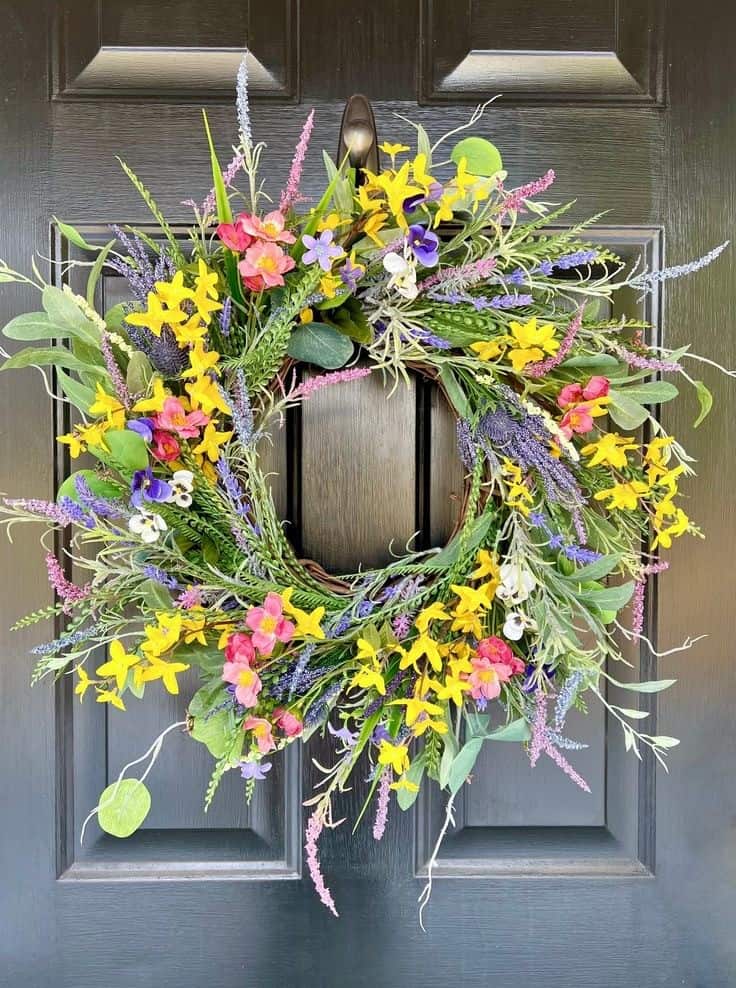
left=154, top=397, right=209, bottom=438
left=582, top=376, right=610, bottom=400
left=525, top=309, right=583, bottom=378
left=243, top=716, right=276, bottom=753
left=466, top=656, right=502, bottom=701
left=216, top=214, right=253, bottom=252
left=273, top=708, right=303, bottom=738
left=559, top=403, right=596, bottom=439
left=292, top=366, right=372, bottom=400
left=240, top=210, right=296, bottom=245
left=224, top=632, right=256, bottom=666
left=557, top=383, right=583, bottom=409
left=245, top=592, right=295, bottom=655
left=499, top=169, right=556, bottom=218
left=222, top=658, right=262, bottom=708
left=476, top=636, right=525, bottom=676
left=238, top=241, right=296, bottom=292
left=151, top=429, right=181, bottom=462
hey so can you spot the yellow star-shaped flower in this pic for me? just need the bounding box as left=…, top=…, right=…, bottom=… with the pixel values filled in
left=57, top=430, right=85, bottom=458
left=470, top=339, right=504, bottom=361
left=96, top=639, right=140, bottom=691
left=132, top=376, right=168, bottom=414
left=505, top=317, right=559, bottom=372
left=594, top=480, right=650, bottom=511
left=193, top=259, right=219, bottom=301
left=96, top=689, right=126, bottom=711
left=433, top=191, right=461, bottom=228
left=390, top=695, right=443, bottom=727
left=74, top=666, right=95, bottom=700
left=411, top=152, right=436, bottom=193
left=172, top=314, right=208, bottom=347
left=137, top=656, right=190, bottom=695
left=352, top=664, right=386, bottom=695
left=451, top=583, right=491, bottom=616
left=377, top=740, right=410, bottom=775
left=181, top=339, right=220, bottom=380
left=89, top=383, right=126, bottom=429
left=126, top=291, right=188, bottom=337
left=581, top=433, right=639, bottom=469
left=471, top=549, right=500, bottom=582
left=154, top=270, right=194, bottom=309
left=390, top=775, right=419, bottom=794
left=429, top=674, right=470, bottom=706
left=192, top=422, right=233, bottom=463
left=414, top=602, right=451, bottom=634
left=281, top=588, right=326, bottom=640
left=185, top=375, right=230, bottom=416
left=400, top=633, right=443, bottom=673
left=141, top=612, right=182, bottom=659
left=378, top=141, right=410, bottom=157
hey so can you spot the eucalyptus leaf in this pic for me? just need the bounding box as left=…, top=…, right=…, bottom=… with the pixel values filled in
left=56, top=469, right=124, bottom=505
left=438, top=364, right=471, bottom=419
left=693, top=380, right=713, bottom=428
left=438, top=734, right=459, bottom=789
left=1, top=346, right=107, bottom=376
left=97, top=779, right=151, bottom=838
left=416, top=124, right=432, bottom=163
left=649, top=735, right=680, bottom=748
left=450, top=137, right=503, bottom=177
left=42, top=285, right=100, bottom=346
left=607, top=391, right=650, bottom=430
left=614, top=380, right=679, bottom=405
left=57, top=370, right=97, bottom=413
left=562, top=552, right=623, bottom=583
left=126, top=351, right=153, bottom=395
left=431, top=512, right=493, bottom=568
left=485, top=717, right=531, bottom=742
left=287, top=322, right=354, bottom=369
left=2, top=312, right=70, bottom=342
left=103, top=429, right=149, bottom=472
left=561, top=353, right=620, bottom=369
left=137, top=578, right=173, bottom=611
left=608, top=676, right=677, bottom=694
left=105, top=302, right=132, bottom=334
left=447, top=737, right=483, bottom=795
left=578, top=581, right=635, bottom=613
left=190, top=710, right=236, bottom=759
left=189, top=680, right=228, bottom=719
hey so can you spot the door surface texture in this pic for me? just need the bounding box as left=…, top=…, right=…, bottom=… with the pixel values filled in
left=1, top=3, right=735, bottom=987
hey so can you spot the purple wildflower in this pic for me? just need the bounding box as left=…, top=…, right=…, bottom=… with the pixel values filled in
left=127, top=418, right=155, bottom=443
left=177, top=586, right=205, bottom=609
left=417, top=257, right=496, bottom=293
left=326, top=613, right=352, bottom=638
left=339, top=255, right=364, bottom=292
left=100, top=333, right=131, bottom=409
left=365, top=671, right=407, bottom=717
left=392, top=613, right=413, bottom=640
left=240, top=759, right=272, bottom=781
left=302, top=230, right=343, bottom=271
left=201, top=151, right=245, bottom=218
left=488, top=293, right=534, bottom=309
left=229, top=369, right=256, bottom=446
left=74, top=475, right=128, bottom=519
left=628, top=240, right=729, bottom=292
left=130, top=467, right=171, bottom=509
left=142, top=564, right=179, bottom=590
left=31, top=624, right=100, bottom=656
left=554, top=671, right=584, bottom=730
left=219, top=296, right=233, bottom=336
left=57, top=496, right=94, bottom=528
left=305, top=682, right=341, bottom=727
left=553, top=249, right=599, bottom=270
left=3, top=497, right=79, bottom=527
left=236, top=53, right=252, bottom=147
left=407, top=224, right=439, bottom=267
left=280, top=109, right=315, bottom=212
left=607, top=342, right=682, bottom=374
left=328, top=721, right=359, bottom=747
left=456, top=419, right=477, bottom=470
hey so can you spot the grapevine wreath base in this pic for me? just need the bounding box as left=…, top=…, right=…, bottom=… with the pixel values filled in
left=0, top=56, right=730, bottom=918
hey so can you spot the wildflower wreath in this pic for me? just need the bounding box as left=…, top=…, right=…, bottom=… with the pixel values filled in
left=0, top=58, right=730, bottom=917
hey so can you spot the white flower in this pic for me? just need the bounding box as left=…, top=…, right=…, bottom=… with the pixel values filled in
left=497, top=561, right=536, bottom=604
left=503, top=611, right=537, bottom=641
left=129, top=510, right=167, bottom=544
left=165, top=470, right=194, bottom=508
left=383, top=251, right=418, bottom=300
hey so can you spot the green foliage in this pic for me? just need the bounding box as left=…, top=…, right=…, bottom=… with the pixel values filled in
left=97, top=779, right=152, bottom=838
left=287, top=322, right=354, bottom=369
left=450, top=137, right=503, bottom=177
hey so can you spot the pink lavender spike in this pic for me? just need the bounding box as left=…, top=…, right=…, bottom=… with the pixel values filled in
left=100, top=333, right=131, bottom=409
left=200, top=151, right=245, bottom=218
left=544, top=743, right=591, bottom=792
left=305, top=810, right=338, bottom=916
left=45, top=553, right=91, bottom=614
left=279, top=110, right=315, bottom=213
left=372, top=768, right=392, bottom=841
left=417, top=257, right=496, bottom=294
left=529, top=691, right=547, bottom=768
left=499, top=169, right=556, bottom=218
left=608, top=342, right=682, bottom=374
left=293, top=366, right=372, bottom=400
left=525, top=309, right=584, bottom=378
left=631, top=560, right=669, bottom=638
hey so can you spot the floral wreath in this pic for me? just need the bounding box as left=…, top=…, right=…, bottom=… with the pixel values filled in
left=0, top=57, right=730, bottom=919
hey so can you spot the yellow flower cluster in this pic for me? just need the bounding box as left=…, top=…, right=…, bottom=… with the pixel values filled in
left=471, top=317, right=559, bottom=373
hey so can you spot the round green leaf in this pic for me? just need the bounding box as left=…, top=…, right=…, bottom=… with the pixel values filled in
left=450, top=137, right=503, bottom=177
left=98, top=778, right=151, bottom=838
left=104, top=429, right=149, bottom=471
left=126, top=351, right=153, bottom=395
left=287, top=322, right=354, bottom=369
left=57, top=469, right=124, bottom=505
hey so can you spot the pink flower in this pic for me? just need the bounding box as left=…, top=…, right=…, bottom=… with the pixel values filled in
left=559, top=402, right=596, bottom=439
left=222, top=663, right=262, bottom=707
left=557, top=383, right=583, bottom=409
left=238, top=241, right=296, bottom=292
left=240, top=210, right=296, bottom=245
left=582, top=375, right=610, bottom=400
left=151, top=429, right=181, bottom=462
left=465, top=656, right=502, bottom=702
left=216, top=214, right=254, bottom=252
left=224, top=632, right=256, bottom=666
left=243, top=716, right=276, bottom=754
left=245, top=592, right=295, bottom=655
left=476, top=636, right=525, bottom=677
left=273, top=708, right=303, bottom=738
left=154, top=397, right=209, bottom=438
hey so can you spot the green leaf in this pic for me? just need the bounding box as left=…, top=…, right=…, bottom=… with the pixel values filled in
left=561, top=353, right=621, bottom=369
left=105, top=302, right=131, bottom=334
left=53, top=218, right=102, bottom=252
left=447, top=737, right=483, bottom=794
left=42, top=286, right=100, bottom=346
left=649, top=735, right=680, bottom=748
left=2, top=312, right=70, bottom=341
left=578, top=580, right=635, bottom=613
left=327, top=299, right=372, bottom=345
left=137, top=578, right=173, bottom=611
left=562, top=552, right=623, bottom=584
left=104, top=429, right=149, bottom=471
left=56, top=469, right=124, bottom=505
left=614, top=380, right=679, bottom=405
left=191, top=710, right=237, bottom=759
left=126, top=351, right=153, bottom=395
left=485, top=717, right=531, bottom=742
left=201, top=110, right=242, bottom=303
left=608, top=676, right=676, bottom=693
left=287, top=322, right=354, bottom=369
left=607, top=391, right=650, bottom=430
left=438, top=734, right=459, bottom=789
left=360, top=623, right=382, bottom=651
left=97, top=779, right=151, bottom=838
left=396, top=757, right=426, bottom=810
left=438, top=364, right=471, bottom=419
left=431, top=512, right=493, bottom=568
left=189, top=680, right=228, bottom=719
left=86, top=239, right=116, bottom=308
left=57, top=370, right=97, bottom=413
left=416, top=124, right=432, bottom=163
left=693, top=380, right=713, bottom=428
left=315, top=291, right=352, bottom=312
left=450, top=137, right=503, bottom=177
left=1, top=346, right=107, bottom=376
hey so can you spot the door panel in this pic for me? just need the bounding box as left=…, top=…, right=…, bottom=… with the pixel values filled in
left=2, top=1, right=735, bottom=986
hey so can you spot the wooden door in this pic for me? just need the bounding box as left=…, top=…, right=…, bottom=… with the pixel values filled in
left=1, top=2, right=734, bottom=985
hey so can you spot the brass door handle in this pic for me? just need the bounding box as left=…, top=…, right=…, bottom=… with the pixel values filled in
left=336, top=94, right=379, bottom=183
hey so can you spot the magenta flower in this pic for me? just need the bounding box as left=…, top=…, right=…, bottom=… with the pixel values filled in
left=245, top=592, right=295, bottom=655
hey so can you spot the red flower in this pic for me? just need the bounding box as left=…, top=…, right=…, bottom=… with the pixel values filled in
left=151, top=429, right=181, bottom=462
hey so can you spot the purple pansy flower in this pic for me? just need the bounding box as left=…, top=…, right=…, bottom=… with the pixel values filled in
left=127, top=418, right=155, bottom=443
left=407, top=224, right=439, bottom=267
left=302, top=230, right=343, bottom=271
left=403, top=182, right=443, bottom=214
left=131, top=466, right=172, bottom=508
left=240, top=760, right=272, bottom=781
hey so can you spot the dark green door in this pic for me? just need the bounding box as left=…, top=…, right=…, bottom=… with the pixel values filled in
left=1, top=2, right=734, bottom=985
